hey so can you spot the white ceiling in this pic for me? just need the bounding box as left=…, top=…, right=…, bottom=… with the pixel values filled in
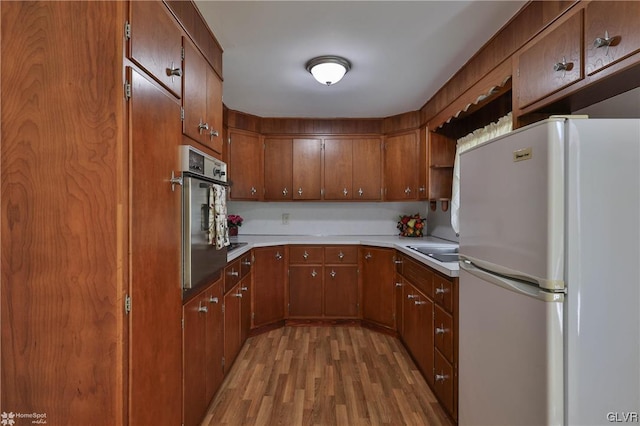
left=195, top=1, right=527, bottom=119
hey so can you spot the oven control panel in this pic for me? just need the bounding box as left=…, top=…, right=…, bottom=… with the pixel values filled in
left=179, top=145, right=227, bottom=183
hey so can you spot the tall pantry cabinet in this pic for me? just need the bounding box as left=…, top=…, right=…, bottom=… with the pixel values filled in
left=1, top=1, right=203, bottom=424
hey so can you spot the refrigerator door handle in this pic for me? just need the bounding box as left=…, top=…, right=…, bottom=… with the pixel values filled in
left=460, top=260, right=564, bottom=303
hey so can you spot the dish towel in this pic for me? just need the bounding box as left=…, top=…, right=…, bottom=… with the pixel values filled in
left=211, top=184, right=230, bottom=249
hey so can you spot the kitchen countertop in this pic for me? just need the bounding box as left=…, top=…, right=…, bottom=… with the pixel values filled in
left=227, top=235, right=459, bottom=277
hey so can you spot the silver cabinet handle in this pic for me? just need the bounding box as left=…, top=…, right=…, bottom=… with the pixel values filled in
left=407, top=294, right=418, bottom=300
left=228, top=269, right=239, bottom=277
left=404, top=187, right=412, bottom=194
left=241, top=286, right=248, bottom=292
left=275, top=251, right=282, bottom=260
left=594, top=30, right=617, bottom=55
left=198, top=302, right=208, bottom=313
left=209, top=296, right=219, bottom=304
left=393, top=258, right=403, bottom=264
left=250, top=186, right=257, bottom=195
left=435, top=286, right=447, bottom=295
left=170, top=171, right=183, bottom=192
left=209, top=129, right=219, bottom=138
left=166, top=62, right=182, bottom=78
left=234, top=293, right=243, bottom=298
left=338, top=251, right=344, bottom=260
left=311, top=269, right=318, bottom=278
left=298, top=187, right=303, bottom=196
left=395, top=282, right=403, bottom=288
left=358, top=188, right=363, bottom=197
left=364, top=252, right=372, bottom=260
left=553, top=56, right=572, bottom=77
left=303, top=251, right=309, bottom=259
left=419, top=186, right=426, bottom=193
left=415, top=300, right=427, bottom=305
left=282, top=187, right=288, bottom=196
left=242, top=259, right=252, bottom=266
left=330, top=270, right=336, bottom=278
left=198, top=121, right=209, bottom=133
left=435, top=373, right=448, bottom=382
left=343, top=188, right=348, bottom=197
left=435, top=325, right=446, bottom=334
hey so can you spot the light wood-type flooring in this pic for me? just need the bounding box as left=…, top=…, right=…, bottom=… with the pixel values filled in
left=202, top=326, right=453, bottom=426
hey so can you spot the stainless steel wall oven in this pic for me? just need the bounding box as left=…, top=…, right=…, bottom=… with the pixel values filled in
left=178, top=145, right=228, bottom=297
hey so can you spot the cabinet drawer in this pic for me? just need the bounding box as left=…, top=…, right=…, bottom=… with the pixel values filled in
left=434, top=304, right=454, bottom=363
left=433, top=350, right=456, bottom=420
left=432, top=274, right=453, bottom=313
left=402, top=257, right=433, bottom=298
left=224, top=259, right=241, bottom=293
left=585, top=1, right=640, bottom=76
left=289, top=246, right=323, bottom=264
left=517, top=9, right=583, bottom=108
left=324, top=246, right=357, bottom=264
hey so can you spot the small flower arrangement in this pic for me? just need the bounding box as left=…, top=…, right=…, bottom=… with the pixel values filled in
left=227, top=214, right=243, bottom=228
left=397, top=213, right=424, bottom=237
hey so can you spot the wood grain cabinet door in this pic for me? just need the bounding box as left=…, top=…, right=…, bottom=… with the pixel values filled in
left=384, top=131, right=419, bottom=200
left=264, top=138, right=293, bottom=200
left=205, top=278, right=224, bottom=403
left=293, top=138, right=323, bottom=200
left=183, top=293, right=208, bottom=426
left=288, top=266, right=323, bottom=317
left=182, top=37, right=208, bottom=146
left=228, top=130, right=262, bottom=200
left=252, top=247, right=286, bottom=327
left=128, top=0, right=183, bottom=97
left=585, top=1, right=640, bottom=76
left=324, top=138, right=353, bottom=200
left=206, top=69, right=223, bottom=154
left=361, top=247, right=395, bottom=328
left=516, top=9, right=583, bottom=108
left=223, top=283, right=243, bottom=373
left=324, top=266, right=359, bottom=318
left=353, top=138, right=382, bottom=200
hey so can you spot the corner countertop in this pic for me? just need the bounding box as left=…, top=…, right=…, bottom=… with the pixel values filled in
left=227, top=235, right=459, bottom=277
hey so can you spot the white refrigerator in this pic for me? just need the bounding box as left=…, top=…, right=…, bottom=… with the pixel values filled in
left=458, top=118, right=640, bottom=425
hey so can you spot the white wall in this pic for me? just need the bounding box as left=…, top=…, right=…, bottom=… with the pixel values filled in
left=228, top=200, right=458, bottom=241
left=427, top=201, right=459, bottom=242
left=574, top=87, right=640, bottom=117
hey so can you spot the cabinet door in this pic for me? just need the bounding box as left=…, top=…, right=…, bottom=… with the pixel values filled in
left=402, top=285, right=434, bottom=385
left=183, top=293, right=208, bottom=426
left=205, top=278, right=224, bottom=403
left=434, top=349, right=456, bottom=419
left=360, top=247, right=395, bottom=328
left=264, top=138, right=293, bottom=200
left=228, top=130, right=262, bottom=200
left=223, top=284, right=242, bottom=373
left=517, top=10, right=583, bottom=108
left=289, top=266, right=323, bottom=317
left=252, top=247, right=286, bottom=327
left=240, top=275, right=251, bottom=344
left=353, top=138, right=382, bottom=200
left=206, top=69, right=223, bottom=154
left=585, top=1, right=640, bottom=76
left=128, top=0, right=183, bottom=97
left=324, top=138, right=353, bottom=200
left=129, top=68, right=183, bottom=426
left=293, top=138, right=322, bottom=200
left=384, top=131, right=419, bottom=200
left=182, top=37, right=208, bottom=146
left=324, top=265, right=359, bottom=318
left=394, top=274, right=404, bottom=334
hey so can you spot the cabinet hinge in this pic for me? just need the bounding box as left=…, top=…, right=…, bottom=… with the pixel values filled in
left=222, top=303, right=225, bottom=313
left=180, top=107, right=185, bottom=121
left=228, top=136, right=232, bottom=145
left=124, top=21, right=131, bottom=40
left=124, top=294, right=131, bottom=314
left=320, top=188, right=324, bottom=196
left=251, top=312, right=255, bottom=320
left=124, top=81, right=132, bottom=101
left=321, top=141, right=325, bottom=150
left=288, top=303, right=290, bottom=313
left=181, top=318, right=184, bottom=329
left=222, top=357, right=225, bottom=370
left=181, top=46, right=185, bottom=61
left=517, top=68, right=520, bottom=77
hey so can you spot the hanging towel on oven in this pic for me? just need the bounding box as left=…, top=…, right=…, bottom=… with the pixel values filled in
left=211, top=184, right=230, bottom=249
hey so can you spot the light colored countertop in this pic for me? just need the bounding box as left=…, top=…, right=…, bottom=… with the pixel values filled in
left=227, top=235, right=459, bottom=277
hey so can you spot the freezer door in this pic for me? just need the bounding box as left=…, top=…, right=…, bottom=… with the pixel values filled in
left=458, top=266, right=564, bottom=426
left=459, top=119, right=565, bottom=290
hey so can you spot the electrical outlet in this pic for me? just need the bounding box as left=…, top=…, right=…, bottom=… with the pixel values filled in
left=282, top=213, right=290, bottom=225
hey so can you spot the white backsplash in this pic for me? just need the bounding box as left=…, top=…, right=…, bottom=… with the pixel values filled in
left=228, top=201, right=429, bottom=236
left=426, top=201, right=459, bottom=242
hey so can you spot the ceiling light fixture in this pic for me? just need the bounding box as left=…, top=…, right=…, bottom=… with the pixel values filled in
left=305, top=55, right=351, bottom=86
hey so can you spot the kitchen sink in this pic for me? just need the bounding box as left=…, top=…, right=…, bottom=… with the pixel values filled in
left=408, top=245, right=459, bottom=263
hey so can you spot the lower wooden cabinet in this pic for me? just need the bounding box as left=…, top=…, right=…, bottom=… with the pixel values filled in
left=183, top=276, right=224, bottom=426
left=289, top=265, right=324, bottom=317
left=252, top=246, right=286, bottom=328
left=361, top=247, right=396, bottom=328
left=224, top=282, right=243, bottom=373
left=402, top=282, right=434, bottom=384
left=324, top=265, right=359, bottom=317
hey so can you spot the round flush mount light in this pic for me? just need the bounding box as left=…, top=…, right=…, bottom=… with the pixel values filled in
left=305, top=55, right=352, bottom=86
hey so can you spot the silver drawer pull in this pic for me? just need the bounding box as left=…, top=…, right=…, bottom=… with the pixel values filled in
left=358, top=188, right=363, bottom=197
left=241, top=286, right=248, bottom=292
left=198, top=303, right=208, bottom=313
left=282, top=187, right=288, bottom=196
left=275, top=252, right=282, bottom=260
left=364, top=253, right=372, bottom=260
left=198, top=121, right=209, bottom=132
left=338, top=251, right=344, bottom=260
left=250, top=187, right=257, bottom=195
left=298, top=187, right=303, bottom=196
left=415, top=300, right=427, bottom=305
left=303, top=251, right=309, bottom=259
left=311, top=269, right=318, bottom=278
left=435, top=325, right=446, bottom=335
left=435, top=286, right=447, bottom=295
left=435, top=373, right=448, bottom=382
left=395, top=282, right=403, bottom=288
left=209, top=129, right=219, bottom=138
left=343, top=188, right=348, bottom=196
left=330, top=270, right=336, bottom=278
left=209, top=296, right=219, bottom=304
left=235, top=293, right=243, bottom=298
left=407, top=294, right=418, bottom=300
left=242, top=259, right=252, bottom=266
left=228, top=269, right=239, bottom=277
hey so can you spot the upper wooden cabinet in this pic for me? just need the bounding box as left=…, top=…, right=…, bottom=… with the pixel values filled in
left=264, top=137, right=293, bottom=200
left=324, top=137, right=382, bottom=200
left=128, top=0, right=183, bottom=98
left=384, top=131, right=419, bottom=200
left=293, top=138, right=322, bottom=200
left=228, top=130, right=262, bottom=200
left=428, top=132, right=456, bottom=203
left=183, top=37, right=223, bottom=154
left=516, top=9, right=584, bottom=109
left=585, top=1, right=640, bottom=76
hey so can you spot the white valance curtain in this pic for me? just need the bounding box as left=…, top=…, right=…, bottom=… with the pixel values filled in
left=450, top=112, right=512, bottom=234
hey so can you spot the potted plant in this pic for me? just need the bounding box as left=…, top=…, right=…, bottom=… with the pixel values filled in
left=227, top=214, right=243, bottom=236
